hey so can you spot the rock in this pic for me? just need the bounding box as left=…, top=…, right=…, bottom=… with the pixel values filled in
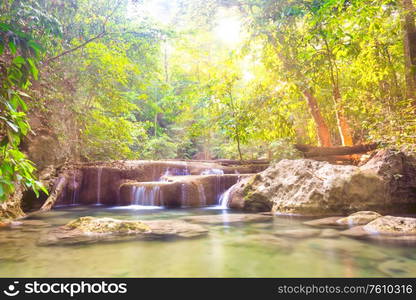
left=142, top=220, right=209, bottom=239
left=0, top=252, right=28, bottom=263
left=274, top=228, right=321, bottom=239
left=364, top=216, right=416, bottom=235
left=303, top=217, right=344, bottom=227
left=319, top=229, right=340, bottom=239
left=340, top=226, right=368, bottom=238
left=180, top=213, right=272, bottom=225
left=336, top=211, right=382, bottom=226
left=341, top=216, right=416, bottom=245
left=10, top=219, right=51, bottom=228
left=245, top=234, right=292, bottom=253
left=300, top=238, right=389, bottom=261
left=228, top=150, right=416, bottom=215
left=38, top=217, right=208, bottom=246
left=378, top=259, right=416, bottom=277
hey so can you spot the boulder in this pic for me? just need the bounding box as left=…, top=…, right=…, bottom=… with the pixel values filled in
left=180, top=213, right=272, bottom=225
left=38, top=216, right=208, bottom=246
left=336, top=211, right=382, bottom=226
left=341, top=216, right=416, bottom=245
left=364, top=215, right=416, bottom=235
left=228, top=150, right=416, bottom=215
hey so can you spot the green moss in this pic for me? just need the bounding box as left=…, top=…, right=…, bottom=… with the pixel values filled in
left=65, top=217, right=150, bottom=234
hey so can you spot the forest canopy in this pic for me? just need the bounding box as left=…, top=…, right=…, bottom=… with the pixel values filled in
left=1, top=0, right=416, bottom=201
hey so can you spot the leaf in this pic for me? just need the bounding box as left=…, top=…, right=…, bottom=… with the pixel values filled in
left=26, top=58, right=38, bottom=80
left=8, top=40, right=17, bottom=54
left=12, top=56, right=25, bottom=65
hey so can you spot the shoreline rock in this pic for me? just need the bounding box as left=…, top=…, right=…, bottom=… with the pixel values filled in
left=38, top=216, right=208, bottom=246
left=228, top=150, right=416, bottom=215
left=341, top=216, right=416, bottom=245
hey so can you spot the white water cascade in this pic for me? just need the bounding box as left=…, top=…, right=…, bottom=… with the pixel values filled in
left=131, top=185, right=161, bottom=206
left=71, top=173, right=78, bottom=205
left=201, top=168, right=224, bottom=175
left=197, top=184, right=207, bottom=206
left=181, top=183, right=188, bottom=207
left=219, top=187, right=232, bottom=209
left=96, top=167, right=103, bottom=205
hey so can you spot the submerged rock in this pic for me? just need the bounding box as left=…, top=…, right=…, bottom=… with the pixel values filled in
left=303, top=217, right=344, bottom=228
left=38, top=217, right=208, bottom=246
left=245, top=234, right=292, bottom=253
left=228, top=150, right=416, bottom=215
left=180, top=213, right=272, bottom=225
left=319, top=229, right=340, bottom=239
left=336, top=211, right=382, bottom=226
left=378, top=258, right=416, bottom=277
left=274, top=228, right=321, bottom=239
left=299, top=238, right=389, bottom=261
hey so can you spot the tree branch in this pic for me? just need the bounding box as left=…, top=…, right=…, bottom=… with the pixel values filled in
left=44, top=0, right=122, bottom=64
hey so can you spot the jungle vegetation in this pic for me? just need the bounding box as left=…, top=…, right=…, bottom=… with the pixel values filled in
left=0, top=0, right=415, bottom=201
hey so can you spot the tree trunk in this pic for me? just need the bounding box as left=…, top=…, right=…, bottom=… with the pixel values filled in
left=402, top=0, right=416, bottom=102
left=302, top=89, right=332, bottom=147
left=295, top=143, right=378, bottom=157
left=40, top=175, right=68, bottom=211
left=236, top=132, right=243, bottom=161
left=333, top=87, right=354, bottom=146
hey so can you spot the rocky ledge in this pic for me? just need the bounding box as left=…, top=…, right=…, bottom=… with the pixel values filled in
left=228, top=150, right=416, bottom=215
left=341, top=216, right=416, bottom=245
left=38, top=216, right=208, bottom=246
left=304, top=211, right=416, bottom=245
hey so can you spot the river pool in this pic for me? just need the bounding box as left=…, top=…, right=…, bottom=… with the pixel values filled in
left=0, top=206, right=415, bottom=277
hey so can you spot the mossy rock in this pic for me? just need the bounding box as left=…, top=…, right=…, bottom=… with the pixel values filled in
left=65, top=216, right=150, bottom=234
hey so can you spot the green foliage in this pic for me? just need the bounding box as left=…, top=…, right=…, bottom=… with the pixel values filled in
left=0, top=22, right=47, bottom=201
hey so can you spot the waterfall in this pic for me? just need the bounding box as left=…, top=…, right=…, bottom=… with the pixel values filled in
left=197, top=184, right=207, bottom=206
left=201, top=168, right=224, bottom=175
left=96, top=167, right=103, bottom=205
left=181, top=183, right=188, bottom=207
left=71, top=173, right=77, bottom=205
left=219, top=187, right=232, bottom=208
left=131, top=185, right=161, bottom=206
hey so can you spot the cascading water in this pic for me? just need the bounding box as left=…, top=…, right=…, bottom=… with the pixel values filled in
left=201, top=168, right=224, bottom=175
left=131, top=185, right=161, bottom=206
left=71, top=173, right=77, bottom=205
left=219, top=187, right=232, bottom=209
left=197, top=184, right=207, bottom=206
left=96, top=167, right=103, bottom=205
left=181, top=183, right=188, bottom=207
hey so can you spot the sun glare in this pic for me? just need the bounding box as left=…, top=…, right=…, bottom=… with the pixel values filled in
left=214, top=16, right=242, bottom=46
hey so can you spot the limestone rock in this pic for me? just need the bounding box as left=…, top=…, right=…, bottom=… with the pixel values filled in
left=364, top=216, right=416, bottom=235
left=341, top=216, right=416, bottom=245
left=303, top=217, right=344, bottom=227
left=228, top=150, right=416, bottom=215
left=180, top=213, right=272, bottom=225
left=38, top=217, right=208, bottom=246
left=336, top=211, right=382, bottom=226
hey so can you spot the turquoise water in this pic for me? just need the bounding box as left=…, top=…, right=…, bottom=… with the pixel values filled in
left=0, top=206, right=415, bottom=277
